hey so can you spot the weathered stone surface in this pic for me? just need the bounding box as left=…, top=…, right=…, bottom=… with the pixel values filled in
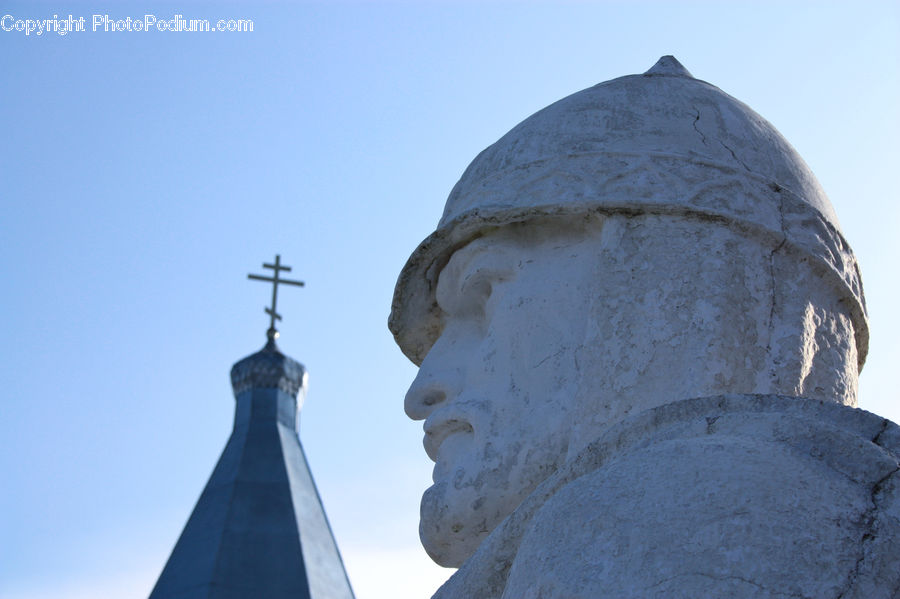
left=402, top=213, right=864, bottom=569
left=389, top=56, right=867, bottom=369
left=390, top=57, right=895, bottom=597
left=435, top=396, right=900, bottom=599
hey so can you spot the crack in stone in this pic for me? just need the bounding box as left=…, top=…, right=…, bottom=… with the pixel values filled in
left=718, top=139, right=752, bottom=172
left=767, top=237, right=787, bottom=326
left=765, top=187, right=788, bottom=382
left=872, top=418, right=890, bottom=446
left=533, top=347, right=565, bottom=369
left=691, top=108, right=709, bottom=146
left=834, top=441, right=900, bottom=599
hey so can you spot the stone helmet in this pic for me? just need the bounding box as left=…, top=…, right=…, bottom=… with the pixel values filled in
left=389, top=56, right=867, bottom=369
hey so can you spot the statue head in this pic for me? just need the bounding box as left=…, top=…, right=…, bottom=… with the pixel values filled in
left=390, top=56, right=868, bottom=567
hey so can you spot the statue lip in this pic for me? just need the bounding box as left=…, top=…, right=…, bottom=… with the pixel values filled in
left=424, top=412, right=475, bottom=461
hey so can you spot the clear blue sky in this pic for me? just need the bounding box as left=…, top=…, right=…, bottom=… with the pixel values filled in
left=2, top=2, right=898, bottom=598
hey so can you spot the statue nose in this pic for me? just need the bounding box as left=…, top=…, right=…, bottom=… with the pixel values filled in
left=404, top=321, right=471, bottom=419
left=404, top=378, right=449, bottom=420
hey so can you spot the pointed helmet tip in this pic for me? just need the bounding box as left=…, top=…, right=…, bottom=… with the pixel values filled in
left=644, top=55, right=694, bottom=78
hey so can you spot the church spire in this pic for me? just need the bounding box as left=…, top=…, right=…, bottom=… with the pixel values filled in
left=149, top=257, right=354, bottom=599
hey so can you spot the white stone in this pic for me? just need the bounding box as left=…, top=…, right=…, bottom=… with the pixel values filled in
left=437, top=396, right=900, bottom=599
left=389, top=57, right=867, bottom=370
left=389, top=57, right=897, bottom=597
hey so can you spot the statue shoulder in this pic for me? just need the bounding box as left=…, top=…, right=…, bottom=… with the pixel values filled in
left=501, top=395, right=900, bottom=599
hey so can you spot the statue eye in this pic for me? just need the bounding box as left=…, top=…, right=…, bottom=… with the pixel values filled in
left=458, top=274, right=493, bottom=317
left=435, top=247, right=516, bottom=320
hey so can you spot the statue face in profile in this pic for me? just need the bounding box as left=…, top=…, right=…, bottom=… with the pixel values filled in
left=401, top=212, right=864, bottom=568
left=403, top=224, right=596, bottom=567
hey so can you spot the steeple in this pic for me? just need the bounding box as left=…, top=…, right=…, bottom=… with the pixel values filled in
left=149, top=257, right=354, bottom=599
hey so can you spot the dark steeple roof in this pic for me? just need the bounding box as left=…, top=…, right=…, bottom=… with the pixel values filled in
left=149, top=338, right=355, bottom=599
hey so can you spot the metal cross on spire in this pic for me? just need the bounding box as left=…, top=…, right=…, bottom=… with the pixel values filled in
left=247, top=254, right=305, bottom=341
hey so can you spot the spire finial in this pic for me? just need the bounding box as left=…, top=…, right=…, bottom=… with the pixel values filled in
left=247, top=254, right=305, bottom=341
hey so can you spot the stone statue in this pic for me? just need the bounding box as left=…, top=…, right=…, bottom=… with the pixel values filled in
left=389, top=57, right=900, bottom=598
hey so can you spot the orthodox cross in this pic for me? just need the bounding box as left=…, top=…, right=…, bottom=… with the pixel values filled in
left=247, top=254, right=305, bottom=340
